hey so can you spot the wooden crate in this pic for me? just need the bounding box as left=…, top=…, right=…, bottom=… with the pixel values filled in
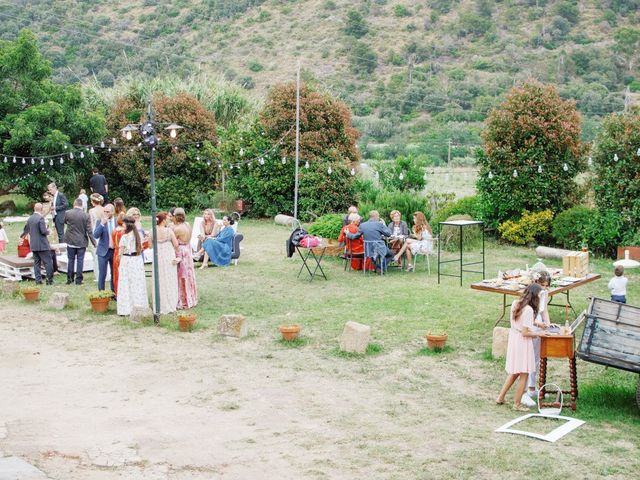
left=562, top=251, right=589, bottom=277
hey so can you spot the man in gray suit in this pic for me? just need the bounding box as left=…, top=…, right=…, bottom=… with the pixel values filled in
left=20, top=203, right=53, bottom=285
left=348, top=210, right=395, bottom=272
left=63, top=198, right=96, bottom=285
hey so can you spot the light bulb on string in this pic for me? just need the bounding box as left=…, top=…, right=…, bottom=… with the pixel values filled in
left=305, top=161, right=309, bottom=169
left=112, top=138, right=117, bottom=145
left=375, top=171, right=380, bottom=179
left=21, top=158, right=25, bottom=164
left=12, top=157, right=16, bottom=163
left=259, top=157, right=265, bottom=165
left=125, top=131, right=132, bottom=140
left=100, top=141, right=105, bottom=148
left=207, top=160, right=211, bottom=166
left=3, top=156, right=6, bottom=163
left=196, top=156, right=201, bottom=161
left=637, top=148, right=640, bottom=156
left=398, top=172, right=404, bottom=180
left=350, top=168, right=356, bottom=176
left=512, top=169, right=518, bottom=178
left=31, top=159, right=34, bottom=165
left=614, top=153, right=618, bottom=162
left=327, top=166, right=332, bottom=174
left=423, top=172, right=428, bottom=181
left=60, top=158, right=64, bottom=164
left=239, top=148, right=244, bottom=157
left=538, top=165, right=543, bottom=173
left=49, top=159, right=53, bottom=166
left=108, top=147, right=112, bottom=153
left=588, top=156, right=592, bottom=166
left=40, top=159, right=44, bottom=165
left=90, top=147, right=94, bottom=154
left=563, top=163, right=568, bottom=171
left=196, top=143, right=200, bottom=148
left=282, top=156, right=287, bottom=165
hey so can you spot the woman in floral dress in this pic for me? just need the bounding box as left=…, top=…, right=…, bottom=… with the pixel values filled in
left=116, top=216, right=148, bottom=316
left=172, top=208, right=197, bottom=309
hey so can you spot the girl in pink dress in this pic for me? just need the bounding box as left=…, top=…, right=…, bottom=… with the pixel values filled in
left=496, top=283, right=549, bottom=411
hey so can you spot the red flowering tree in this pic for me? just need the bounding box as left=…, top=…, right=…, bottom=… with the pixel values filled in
left=476, top=81, right=585, bottom=227
left=102, top=92, right=217, bottom=209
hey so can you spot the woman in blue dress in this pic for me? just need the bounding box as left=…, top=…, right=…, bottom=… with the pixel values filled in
left=200, top=216, right=235, bottom=269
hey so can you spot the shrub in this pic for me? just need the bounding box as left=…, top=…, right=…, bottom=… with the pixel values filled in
left=477, top=81, right=585, bottom=228
left=349, top=41, right=378, bottom=74
left=583, top=209, right=623, bottom=257
left=393, top=5, right=411, bottom=17
left=377, top=154, right=427, bottom=191
left=439, top=214, right=483, bottom=251
left=344, top=10, right=368, bottom=38
left=248, top=61, right=263, bottom=72
left=358, top=190, right=430, bottom=228
left=432, top=196, right=482, bottom=226
left=498, top=210, right=554, bottom=245
left=551, top=206, right=592, bottom=249
left=308, top=214, right=344, bottom=239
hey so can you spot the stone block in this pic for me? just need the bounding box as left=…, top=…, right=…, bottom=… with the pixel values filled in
left=492, top=327, right=509, bottom=358
left=130, top=305, right=153, bottom=323
left=0, top=280, right=20, bottom=297
left=339, top=321, right=371, bottom=354
left=218, top=314, right=248, bottom=338
left=47, top=292, right=69, bottom=310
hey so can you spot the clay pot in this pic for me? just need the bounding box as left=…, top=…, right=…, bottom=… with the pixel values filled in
left=22, top=289, right=40, bottom=302
left=279, top=324, right=301, bottom=341
left=178, top=314, right=197, bottom=332
left=89, top=297, right=111, bottom=313
left=426, top=332, right=448, bottom=350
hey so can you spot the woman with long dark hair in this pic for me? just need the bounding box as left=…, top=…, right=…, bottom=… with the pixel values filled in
left=496, top=283, right=549, bottom=411
left=116, top=215, right=148, bottom=316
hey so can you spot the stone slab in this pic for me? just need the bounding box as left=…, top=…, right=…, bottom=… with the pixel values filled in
left=217, top=314, right=248, bottom=338
left=339, top=321, right=371, bottom=354
left=47, top=292, right=69, bottom=310
left=0, top=456, right=47, bottom=479
left=492, top=326, right=509, bottom=358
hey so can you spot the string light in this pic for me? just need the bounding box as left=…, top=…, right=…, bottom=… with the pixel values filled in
left=614, top=153, right=618, bottom=161
left=40, top=159, right=44, bottom=165
left=398, top=172, right=404, bottom=180
left=588, top=156, right=592, bottom=166
left=327, top=166, right=332, bottom=174
left=258, top=157, right=265, bottom=165
left=69, top=152, right=74, bottom=159
left=423, top=172, right=427, bottom=181
left=281, top=156, right=287, bottom=164
left=239, top=147, right=244, bottom=157
left=90, top=147, right=94, bottom=154
left=206, top=160, right=211, bottom=166
left=21, top=158, right=25, bottom=164
left=12, top=157, right=16, bottom=163
left=563, top=163, right=568, bottom=171
left=31, top=159, right=34, bottom=164
left=60, top=158, right=64, bottom=164
left=512, top=169, right=518, bottom=178
left=538, top=165, right=543, bottom=173
left=488, top=171, right=493, bottom=179
left=350, top=168, right=356, bottom=176
left=637, top=148, right=640, bottom=156
left=3, top=157, right=6, bottom=163
left=112, top=138, right=117, bottom=145
left=305, top=161, right=309, bottom=169
left=100, top=141, right=105, bottom=148
left=49, top=159, right=53, bottom=166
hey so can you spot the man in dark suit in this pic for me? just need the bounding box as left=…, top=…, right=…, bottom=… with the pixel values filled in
left=93, top=203, right=115, bottom=291
left=20, top=203, right=53, bottom=285
left=348, top=210, right=394, bottom=272
left=64, top=198, right=96, bottom=285
left=89, top=168, right=109, bottom=205
left=47, top=182, right=68, bottom=243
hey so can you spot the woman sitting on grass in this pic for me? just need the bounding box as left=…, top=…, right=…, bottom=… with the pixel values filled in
left=496, top=283, right=549, bottom=411
left=200, top=215, right=235, bottom=269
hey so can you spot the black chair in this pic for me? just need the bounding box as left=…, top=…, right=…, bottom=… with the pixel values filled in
left=231, top=233, right=244, bottom=266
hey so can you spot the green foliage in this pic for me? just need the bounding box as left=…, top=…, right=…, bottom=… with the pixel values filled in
left=629, top=80, right=640, bottom=93
left=344, top=10, right=369, bottom=38
left=393, top=5, right=411, bottom=17
left=377, top=155, right=427, bottom=191
left=432, top=196, right=482, bottom=226
left=477, top=81, right=585, bottom=228
left=498, top=210, right=554, bottom=245
left=438, top=214, right=483, bottom=251
left=583, top=209, right=623, bottom=256
left=248, top=61, right=263, bottom=72
left=307, top=214, right=344, bottom=239
left=0, top=30, right=106, bottom=198
left=551, top=206, right=592, bottom=249
left=358, top=189, right=430, bottom=228
left=591, top=112, right=640, bottom=232
left=349, top=41, right=378, bottom=74
left=457, top=12, right=493, bottom=38
left=553, top=0, right=580, bottom=24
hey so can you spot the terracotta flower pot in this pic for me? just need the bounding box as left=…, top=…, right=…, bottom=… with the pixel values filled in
left=426, top=333, right=448, bottom=350
left=89, top=297, right=111, bottom=313
left=279, top=324, right=301, bottom=341
left=22, top=289, right=40, bottom=302
left=178, top=314, right=197, bottom=332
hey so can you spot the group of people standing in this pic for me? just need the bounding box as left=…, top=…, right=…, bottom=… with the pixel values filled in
left=338, top=206, right=434, bottom=272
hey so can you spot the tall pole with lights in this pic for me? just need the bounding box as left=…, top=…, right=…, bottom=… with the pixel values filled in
left=121, top=101, right=183, bottom=324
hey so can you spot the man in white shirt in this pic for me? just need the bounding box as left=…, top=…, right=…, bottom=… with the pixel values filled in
left=47, top=182, right=69, bottom=243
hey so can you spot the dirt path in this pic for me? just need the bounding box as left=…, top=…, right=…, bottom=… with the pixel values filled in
left=1, top=305, right=637, bottom=479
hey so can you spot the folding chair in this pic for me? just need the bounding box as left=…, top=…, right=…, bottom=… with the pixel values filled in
left=412, top=236, right=438, bottom=273
left=344, top=237, right=365, bottom=271
left=363, top=240, right=387, bottom=276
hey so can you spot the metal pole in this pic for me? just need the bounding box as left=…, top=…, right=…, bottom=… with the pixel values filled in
left=294, top=60, right=301, bottom=220
left=148, top=102, right=161, bottom=324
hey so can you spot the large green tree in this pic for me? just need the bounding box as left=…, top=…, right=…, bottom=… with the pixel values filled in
left=0, top=30, right=105, bottom=199
left=477, top=81, right=585, bottom=227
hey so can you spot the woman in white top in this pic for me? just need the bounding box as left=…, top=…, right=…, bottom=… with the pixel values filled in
left=393, top=212, right=433, bottom=272
left=116, top=216, right=148, bottom=316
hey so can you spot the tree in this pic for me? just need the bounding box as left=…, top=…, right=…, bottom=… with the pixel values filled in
left=349, top=41, right=378, bottom=75
left=613, top=27, right=640, bottom=72
left=477, top=81, right=585, bottom=227
left=0, top=30, right=106, bottom=199
left=377, top=154, right=427, bottom=191
left=227, top=82, right=360, bottom=219
left=344, top=10, right=368, bottom=38
left=591, top=110, right=640, bottom=233
left=101, top=92, right=217, bottom=209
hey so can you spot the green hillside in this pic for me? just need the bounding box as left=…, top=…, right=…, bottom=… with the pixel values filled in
left=1, top=0, right=638, bottom=162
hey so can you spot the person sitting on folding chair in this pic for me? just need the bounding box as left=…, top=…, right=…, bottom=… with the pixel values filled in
left=393, top=211, right=433, bottom=272
left=348, top=210, right=394, bottom=273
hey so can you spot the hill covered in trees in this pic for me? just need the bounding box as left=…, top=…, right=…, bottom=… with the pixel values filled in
left=1, top=0, right=639, bottom=164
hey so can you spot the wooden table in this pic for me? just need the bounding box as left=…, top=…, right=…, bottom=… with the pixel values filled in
left=470, top=273, right=601, bottom=325
left=539, top=334, right=578, bottom=411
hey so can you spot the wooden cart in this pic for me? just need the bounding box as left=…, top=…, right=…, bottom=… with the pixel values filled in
left=576, top=297, right=640, bottom=410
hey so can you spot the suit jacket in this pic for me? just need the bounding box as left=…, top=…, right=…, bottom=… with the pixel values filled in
left=64, top=208, right=96, bottom=248
left=21, top=213, right=50, bottom=252
left=52, top=191, right=69, bottom=218
left=358, top=219, right=392, bottom=242
left=387, top=220, right=408, bottom=237
left=93, top=218, right=115, bottom=257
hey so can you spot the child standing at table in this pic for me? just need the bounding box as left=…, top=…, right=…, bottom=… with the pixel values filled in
left=496, top=283, right=549, bottom=412
left=608, top=265, right=627, bottom=304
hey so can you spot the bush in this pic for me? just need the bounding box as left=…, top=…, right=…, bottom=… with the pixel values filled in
left=393, top=5, right=411, bottom=17
left=439, top=214, right=483, bottom=251
left=432, top=196, right=482, bottom=226
left=308, top=214, right=344, bottom=239
left=377, top=154, right=428, bottom=191
left=358, top=190, right=430, bottom=228
left=349, top=41, right=378, bottom=74
left=583, top=209, right=623, bottom=257
left=551, top=206, right=592, bottom=249
left=498, top=210, right=554, bottom=245
left=344, top=10, right=368, bottom=38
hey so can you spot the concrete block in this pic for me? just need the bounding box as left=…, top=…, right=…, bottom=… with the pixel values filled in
left=339, top=321, right=371, bottom=354
left=47, top=292, right=69, bottom=310
left=492, top=326, right=509, bottom=358
left=218, top=314, right=248, bottom=338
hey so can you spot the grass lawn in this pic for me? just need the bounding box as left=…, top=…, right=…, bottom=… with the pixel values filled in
left=1, top=216, right=638, bottom=478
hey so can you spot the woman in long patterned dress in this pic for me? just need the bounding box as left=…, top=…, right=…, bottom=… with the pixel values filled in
left=116, top=216, right=148, bottom=316
left=111, top=213, right=125, bottom=297
left=152, top=212, right=180, bottom=315
left=172, top=208, right=197, bottom=309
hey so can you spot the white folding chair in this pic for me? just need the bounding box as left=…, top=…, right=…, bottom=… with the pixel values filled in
left=412, top=236, right=438, bottom=274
